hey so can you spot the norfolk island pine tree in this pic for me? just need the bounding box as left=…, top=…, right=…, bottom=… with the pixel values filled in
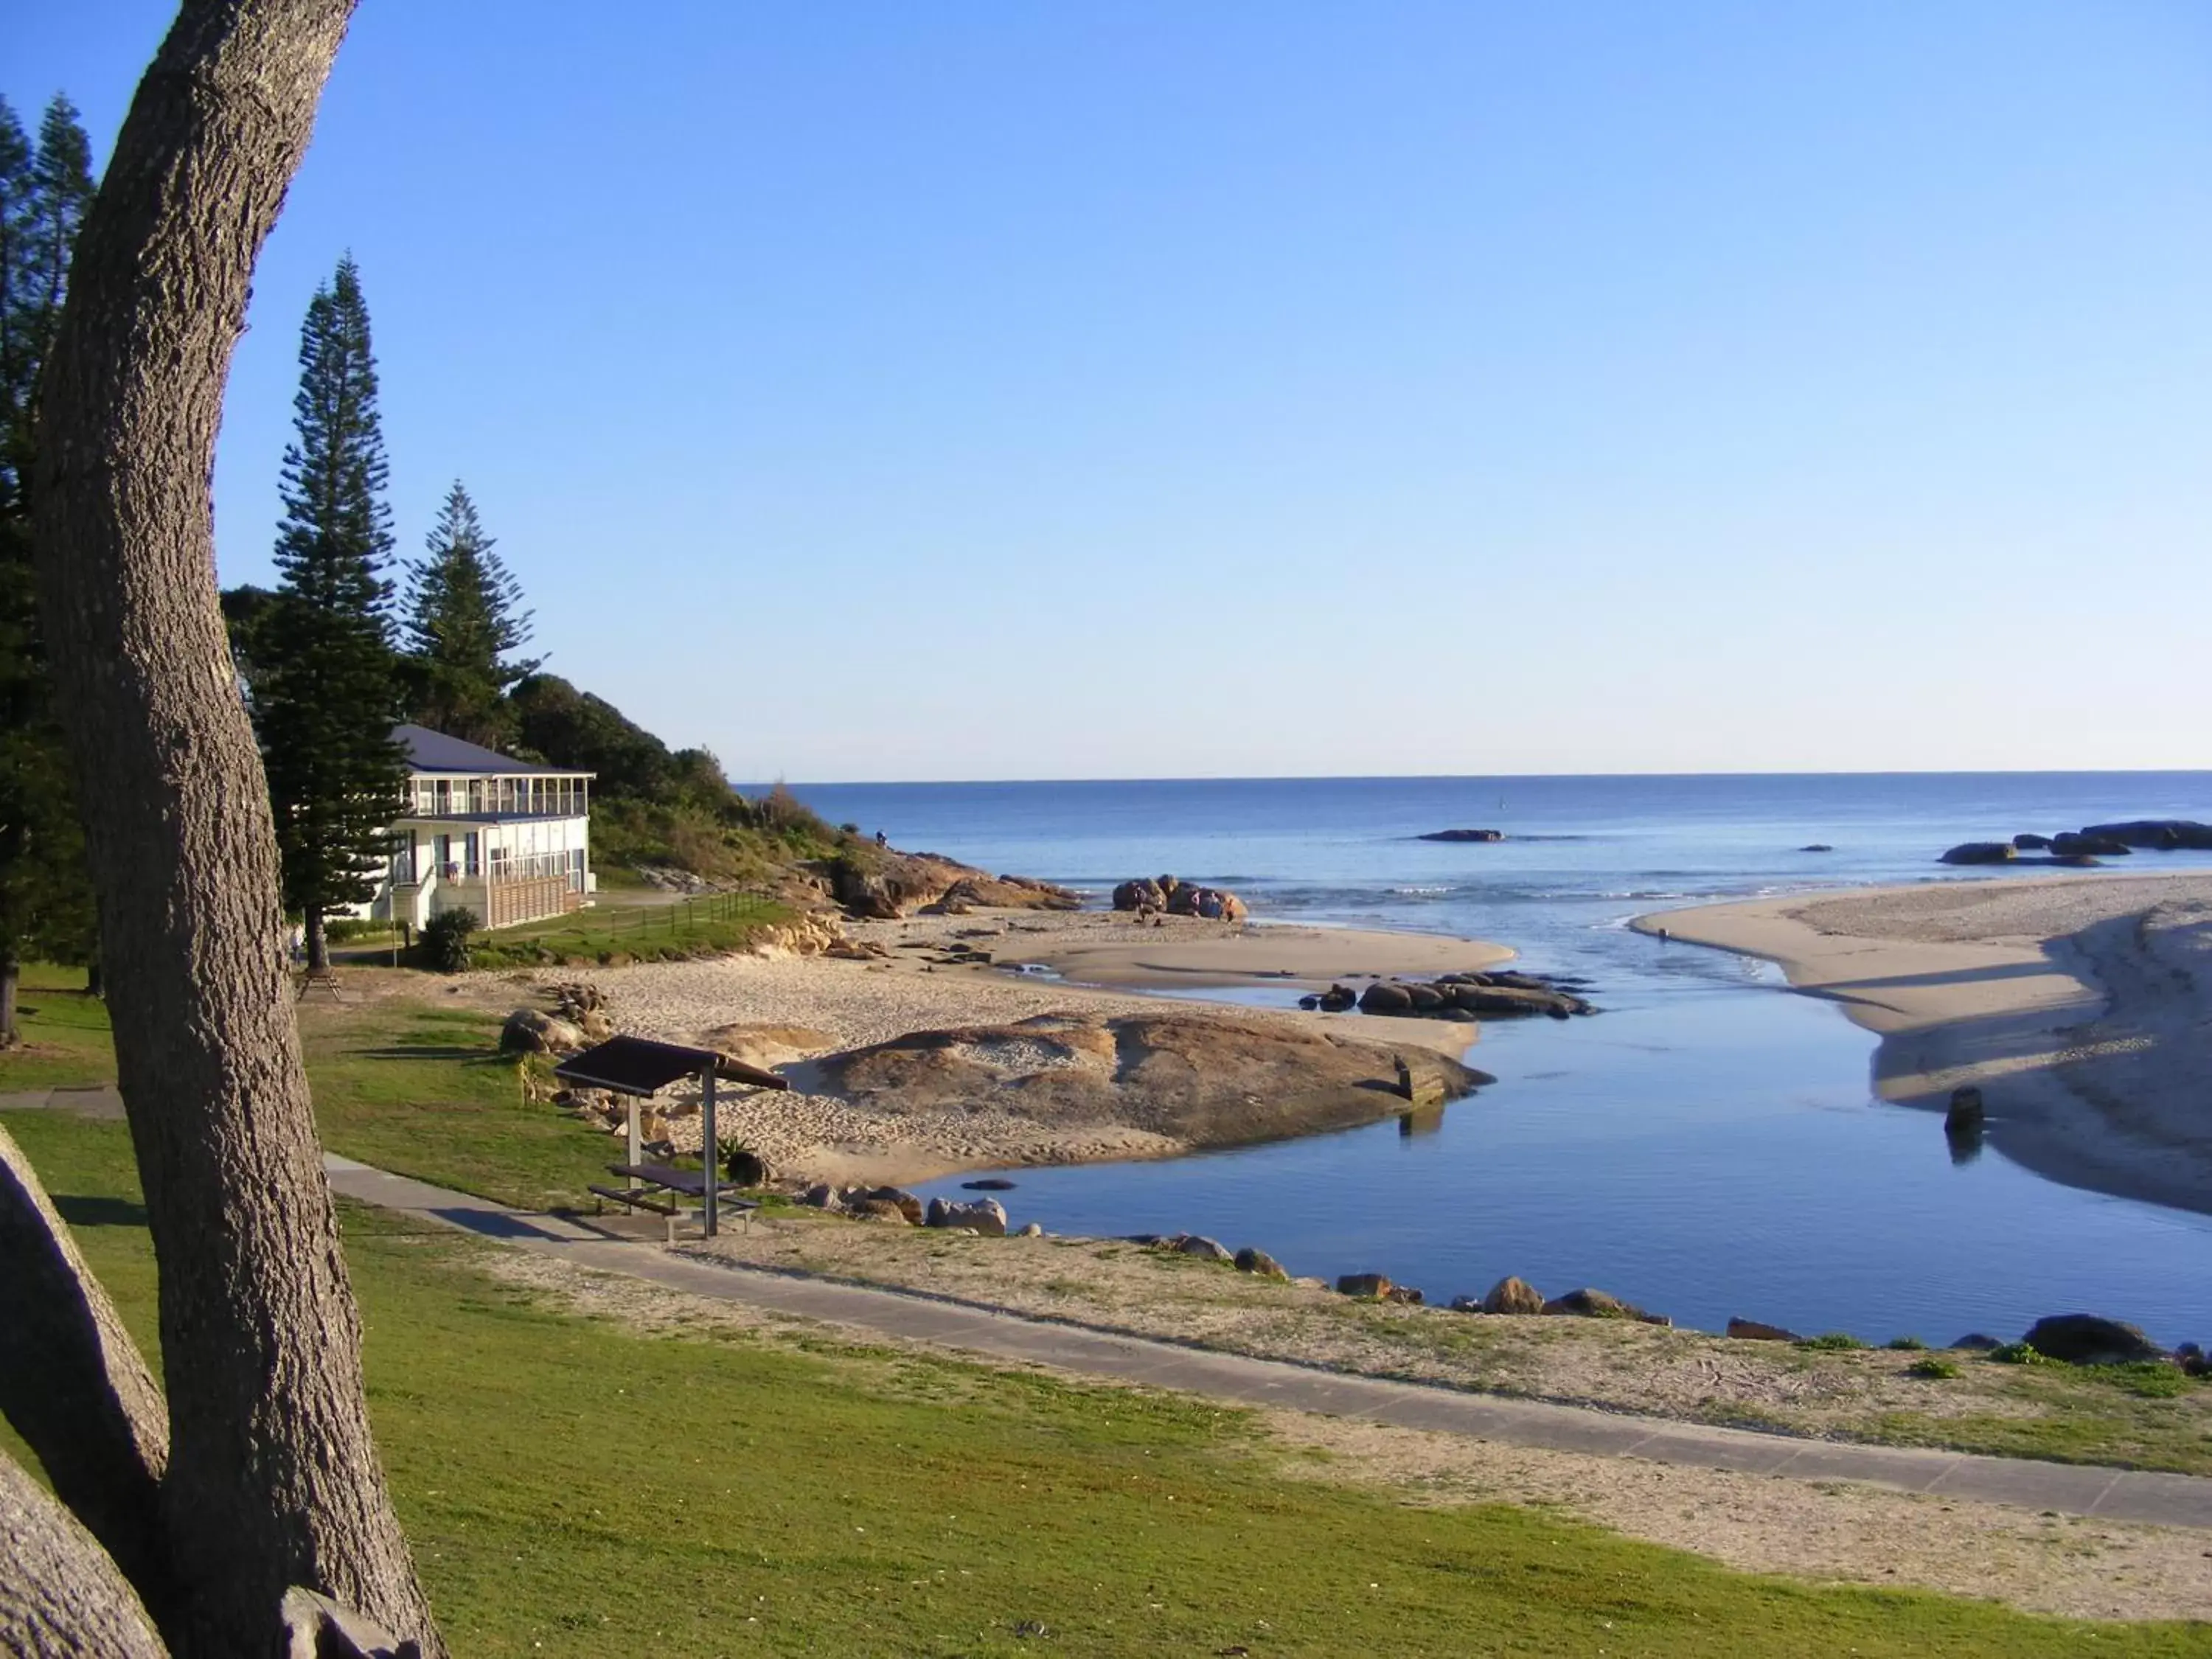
left=400, top=480, right=542, bottom=750
left=252, top=254, right=408, bottom=975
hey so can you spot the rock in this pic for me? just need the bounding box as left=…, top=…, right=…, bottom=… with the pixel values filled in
left=2012, top=832, right=2053, bottom=851
left=1951, top=1332, right=2003, bottom=1352
left=1448, top=1295, right=1485, bottom=1313
left=855, top=1185, right=924, bottom=1224
left=850, top=1197, right=913, bottom=1224
left=1165, top=883, right=1248, bottom=922
left=812, top=1009, right=1491, bottom=1153
left=1174, top=1234, right=1234, bottom=1263
left=962, top=1178, right=1018, bottom=1191
left=1234, top=1247, right=1288, bottom=1279
left=1481, top=1276, right=1545, bottom=1315
left=1798, top=844, right=1833, bottom=852
left=2051, top=853, right=2102, bottom=867
left=1404, top=984, right=1447, bottom=1012
left=499, top=1008, right=586, bottom=1055
left=1938, top=841, right=2016, bottom=866
left=1394, top=1057, right=1446, bottom=1108
left=1015, top=1222, right=1044, bottom=1238
left=1318, top=984, right=1358, bottom=1013
left=801, top=1183, right=838, bottom=1208
left=1359, top=981, right=1414, bottom=1014
left=1448, top=983, right=1588, bottom=1019
left=1542, top=1287, right=1644, bottom=1321
left=1726, top=1317, right=1801, bottom=1342
left=1945, top=1086, right=1984, bottom=1133
left=2079, top=819, right=2212, bottom=850
left=924, top=1196, right=1008, bottom=1237
left=578, top=1009, right=616, bottom=1042
left=1383, top=1284, right=1425, bottom=1305
left=2020, top=1313, right=2167, bottom=1366
left=1419, top=828, right=1504, bottom=842
left=2051, top=832, right=2131, bottom=858
left=1298, top=994, right=1321, bottom=1010
left=1337, top=1272, right=1394, bottom=1299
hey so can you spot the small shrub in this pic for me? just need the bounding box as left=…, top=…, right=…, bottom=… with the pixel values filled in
left=1796, top=1332, right=1868, bottom=1352
left=1989, top=1341, right=2050, bottom=1366
left=1907, top=1357, right=1961, bottom=1380
left=1886, top=1336, right=1928, bottom=1351
left=324, top=918, right=388, bottom=943
left=420, top=908, right=479, bottom=973
left=2104, top=1362, right=2189, bottom=1399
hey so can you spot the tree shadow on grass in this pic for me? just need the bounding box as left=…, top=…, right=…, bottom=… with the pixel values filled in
left=54, top=1193, right=148, bottom=1229
left=347, top=1045, right=506, bottom=1063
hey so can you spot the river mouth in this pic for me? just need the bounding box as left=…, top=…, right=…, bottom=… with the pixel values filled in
left=918, top=945, right=2212, bottom=1347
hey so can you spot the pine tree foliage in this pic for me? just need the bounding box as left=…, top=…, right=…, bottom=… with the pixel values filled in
left=401, top=480, right=540, bottom=747
left=252, top=255, right=406, bottom=970
left=0, top=94, right=99, bottom=1037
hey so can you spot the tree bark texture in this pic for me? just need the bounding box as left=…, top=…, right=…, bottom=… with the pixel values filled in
left=0, top=1121, right=171, bottom=1611
left=26, top=4, right=442, bottom=1655
left=0, top=952, right=15, bottom=1047
left=0, top=1453, right=169, bottom=1659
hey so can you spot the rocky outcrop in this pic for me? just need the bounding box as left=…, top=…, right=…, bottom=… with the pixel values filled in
left=2079, top=819, right=2212, bottom=850
left=809, top=1009, right=1488, bottom=1153
left=822, top=849, right=1079, bottom=920
left=1172, top=1234, right=1234, bottom=1263
left=1542, top=1287, right=1650, bottom=1321
left=2012, top=832, right=2053, bottom=851
left=2020, top=1313, right=2167, bottom=1365
left=1110, top=874, right=1248, bottom=922
left=1481, top=1276, right=1545, bottom=1315
left=1725, top=1317, right=1801, bottom=1342
left=1337, top=1272, right=1393, bottom=1299
left=1358, top=972, right=1593, bottom=1021
left=1419, top=828, right=1503, bottom=843
left=1938, top=841, right=2016, bottom=866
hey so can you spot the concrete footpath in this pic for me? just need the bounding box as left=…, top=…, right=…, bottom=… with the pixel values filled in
left=325, top=1154, right=2212, bottom=1533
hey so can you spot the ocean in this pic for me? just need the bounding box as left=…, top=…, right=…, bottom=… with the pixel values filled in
left=781, top=773, right=2212, bottom=1344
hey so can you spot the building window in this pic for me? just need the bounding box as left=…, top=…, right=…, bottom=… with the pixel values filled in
left=463, top=832, right=481, bottom=877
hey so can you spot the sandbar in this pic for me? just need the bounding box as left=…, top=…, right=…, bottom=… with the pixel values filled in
left=1635, top=872, right=2212, bottom=1217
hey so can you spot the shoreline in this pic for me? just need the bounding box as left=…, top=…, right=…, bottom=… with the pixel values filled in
left=1633, top=871, right=2212, bottom=1219
left=504, top=908, right=1521, bottom=1186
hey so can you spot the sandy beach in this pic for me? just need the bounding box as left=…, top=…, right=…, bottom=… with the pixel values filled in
left=484, top=910, right=1517, bottom=1185
left=1635, top=872, right=2212, bottom=1216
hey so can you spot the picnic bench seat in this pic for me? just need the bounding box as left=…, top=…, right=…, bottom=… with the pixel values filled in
left=594, top=1163, right=761, bottom=1237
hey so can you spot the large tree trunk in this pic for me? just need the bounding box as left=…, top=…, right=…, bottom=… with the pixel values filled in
left=305, top=905, right=329, bottom=974
left=0, top=950, right=17, bottom=1048
left=0, top=1455, right=169, bottom=1659
left=26, top=4, right=442, bottom=1655
left=0, top=1122, right=171, bottom=1614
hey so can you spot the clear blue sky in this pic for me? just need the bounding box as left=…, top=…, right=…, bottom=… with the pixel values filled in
left=16, top=2, right=2212, bottom=780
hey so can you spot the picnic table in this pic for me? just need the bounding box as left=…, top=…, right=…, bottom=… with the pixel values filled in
left=591, top=1162, right=760, bottom=1236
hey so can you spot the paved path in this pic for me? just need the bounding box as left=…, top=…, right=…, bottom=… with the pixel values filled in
left=0, top=1085, right=125, bottom=1119
left=325, top=1155, right=2212, bottom=1532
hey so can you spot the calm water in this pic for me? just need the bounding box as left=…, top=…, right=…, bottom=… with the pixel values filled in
left=785, top=774, right=2212, bottom=1344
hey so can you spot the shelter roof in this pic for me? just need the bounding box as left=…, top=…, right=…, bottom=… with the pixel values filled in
left=553, top=1035, right=791, bottom=1096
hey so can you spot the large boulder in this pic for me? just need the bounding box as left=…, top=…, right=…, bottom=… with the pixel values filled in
left=2051, top=832, right=2130, bottom=858
left=1172, top=1234, right=1235, bottom=1263
left=1337, top=1272, right=1394, bottom=1299
left=1726, top=1317, right=1801, bottom=1342
left=1419, top=828, right=1504, bottom=843
left=2012, top=832, right=2053, bottom=851
left=1162, top=883, right=1248, bottom=922
left=2020, top=1313, right=2167, bottom=1366
left=1938, top=842, right=2016, bottom=866
left=923, top=1196, right=1008, bottom=1237
left=1113, top=877, right=1167, bottom=914
left=1235, top=1246, right=1289, bottom=1280
left=1359, top=981, right=1415, bottom=1015
left=500, top=1008, right=586, bottom=1055
left=1448, top=983, right=1588, bottom=1019
left=1542, top=1287, right=1644, bottom=1321
left=1481, top=1276, right=1545, bottom=1315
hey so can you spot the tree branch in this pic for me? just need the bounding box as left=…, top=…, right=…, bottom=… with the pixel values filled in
left=0, top=1452, right=169, bottom=1658
left=0, top=1122, right=170, bottom=1611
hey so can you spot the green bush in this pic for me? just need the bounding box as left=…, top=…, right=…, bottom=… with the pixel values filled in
left=1795, top=1332, right=1868, bottom=1352
left=1885, top=1336, right=1928, bottom=1351
left=1907, top=1357, right=1961, bottom=1380
left=324, top=918, right=390, bottom=943
left=1988, top=1341, right=2050, bottom=1366
left=420, top=908, right=479, bottom=973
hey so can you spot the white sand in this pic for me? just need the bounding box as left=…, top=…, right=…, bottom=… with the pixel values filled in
left=1636, top=872, right=2212, bottom=1214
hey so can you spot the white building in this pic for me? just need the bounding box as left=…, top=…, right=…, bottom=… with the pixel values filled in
left=360, top=725, right=597, bottom=931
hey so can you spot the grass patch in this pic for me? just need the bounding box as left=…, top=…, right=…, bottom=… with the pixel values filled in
left=1907, top=1357, right=1961, bottom=1381
left=1796, top=1333, right=1870, bottom=1352
left=7, top=1109, right=2207, bottom=1658
left=1990, top=1342, right=2052, bottom=1367
left=0, top=963, right=115, bottom=1089
left=463, top=894, right=789, bottom=970
left=1886, top=1336, right=1929, bottom=1352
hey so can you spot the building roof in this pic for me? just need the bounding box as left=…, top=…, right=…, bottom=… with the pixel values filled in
left=393, top=723, right=594, bottom=778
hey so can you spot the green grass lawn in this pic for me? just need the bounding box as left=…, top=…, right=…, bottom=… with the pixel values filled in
left=0, top=963, right=115, bottom=1090
left=465, top=893, right=787, bottom=970
left=4, top=1107, right=2204, bottom=1658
